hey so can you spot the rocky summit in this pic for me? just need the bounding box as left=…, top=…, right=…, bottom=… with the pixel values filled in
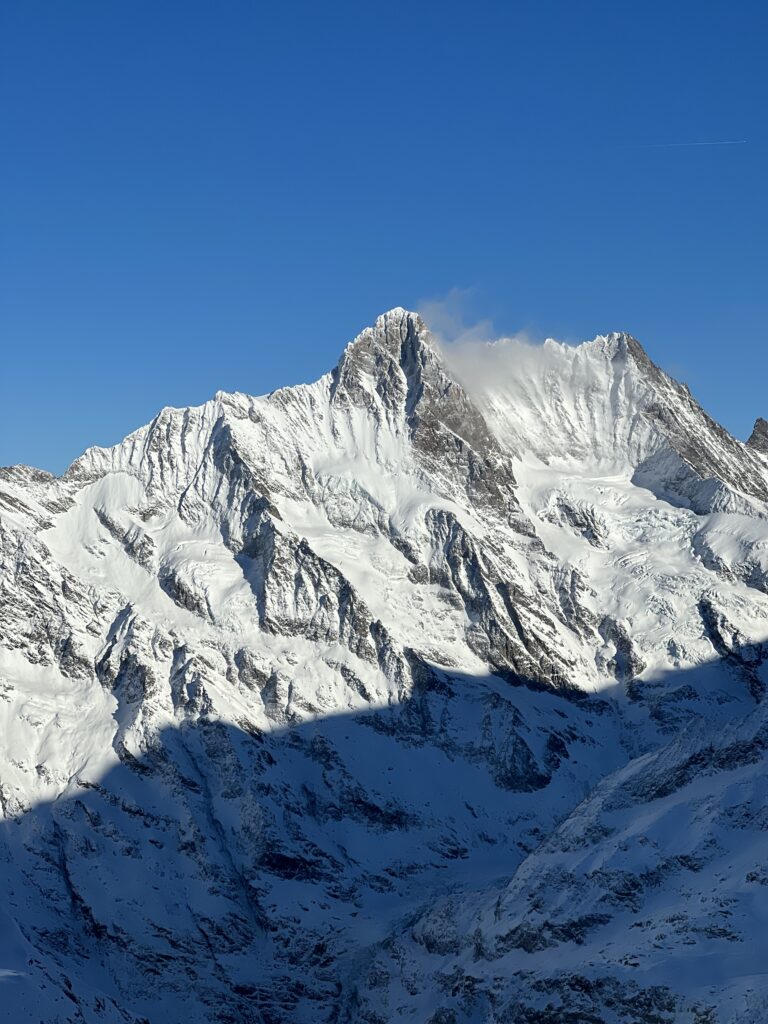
left=2, top=308, right=768, bottom=1023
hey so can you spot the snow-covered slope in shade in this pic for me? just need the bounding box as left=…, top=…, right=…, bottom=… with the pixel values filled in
left=0, top=308, right=767, bottom=1022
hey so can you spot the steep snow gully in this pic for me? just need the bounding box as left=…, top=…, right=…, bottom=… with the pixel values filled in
left=1, top=309, right=768, bottom=1022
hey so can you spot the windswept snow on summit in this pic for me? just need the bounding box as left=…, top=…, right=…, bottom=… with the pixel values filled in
left=442, top=333, right=661, bottom=470
left=1, top=309, right=768, bottom=1022
left=443, top=330, right=768, bottom=514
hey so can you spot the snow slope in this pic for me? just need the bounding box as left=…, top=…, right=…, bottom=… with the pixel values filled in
left=1, top=309, right=767, bottom=1022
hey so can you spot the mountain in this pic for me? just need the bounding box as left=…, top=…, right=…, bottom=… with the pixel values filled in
left=1, top=308, right=767, bottom=1023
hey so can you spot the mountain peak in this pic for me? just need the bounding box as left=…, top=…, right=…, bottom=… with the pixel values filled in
left=584, top=330, right=651, bottom=365
left=748, top=417, right=768, bottom=454
left=352, top=306, right=434, bottom=358
left=330, top=307, right=443, bottom=408
left=373, top=305, right=426, bottom=331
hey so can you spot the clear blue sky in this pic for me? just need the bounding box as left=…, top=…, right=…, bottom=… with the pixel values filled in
left=2, top=1, right=766, bottom=473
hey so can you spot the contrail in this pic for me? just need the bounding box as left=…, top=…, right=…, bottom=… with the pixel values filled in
left=629, top=139, right=747, bottom=149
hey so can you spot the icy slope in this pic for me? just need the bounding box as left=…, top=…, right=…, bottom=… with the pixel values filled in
left=443, top=331, right=768, bottom=515
left=1, top=309, right=767, bottom=1022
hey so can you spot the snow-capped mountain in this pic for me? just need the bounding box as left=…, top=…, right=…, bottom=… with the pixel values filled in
left=1, top=309, right=767, bottom=1022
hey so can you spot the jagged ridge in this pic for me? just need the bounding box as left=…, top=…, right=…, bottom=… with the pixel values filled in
left=1, top=309, right=767, bottom=1023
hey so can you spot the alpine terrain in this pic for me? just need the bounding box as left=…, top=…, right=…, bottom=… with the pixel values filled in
left=2, top=308, right=768, bottom=1024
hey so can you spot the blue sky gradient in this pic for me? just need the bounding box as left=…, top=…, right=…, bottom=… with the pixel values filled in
left=2, top=1, right=766, bottom=472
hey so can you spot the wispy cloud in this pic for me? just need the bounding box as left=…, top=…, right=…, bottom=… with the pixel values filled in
left=416, top=290, right=559, bottom=396
left=416, top=288, right=497, bottom=347
left=625, top=139, right=747, bottom=149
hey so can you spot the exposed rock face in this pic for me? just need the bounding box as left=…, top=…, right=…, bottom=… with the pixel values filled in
left=747, top=416, right=768, bottom=454
left=1, top=309, right=767, bottom=1022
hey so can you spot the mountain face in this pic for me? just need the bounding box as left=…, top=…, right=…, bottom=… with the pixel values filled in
left=1, top=308, right=768, bottom=1023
